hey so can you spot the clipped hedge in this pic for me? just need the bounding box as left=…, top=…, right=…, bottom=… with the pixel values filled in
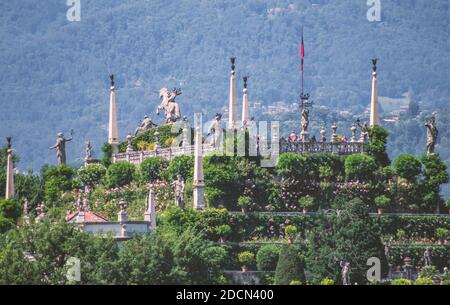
left=389, top=244, right=450, bottom=269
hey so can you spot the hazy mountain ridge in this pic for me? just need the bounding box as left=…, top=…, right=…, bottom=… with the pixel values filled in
left=0, top=0, right=449, bottom=170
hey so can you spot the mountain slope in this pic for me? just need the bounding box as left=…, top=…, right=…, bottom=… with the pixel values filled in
left=0, top=0, right=449, bottom=170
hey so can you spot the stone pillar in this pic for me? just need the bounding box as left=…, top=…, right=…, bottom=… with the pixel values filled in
left=108, top=75, right=120, bottom=155
left=5, top=138, right=14, bottom=199
left=182, top=118, right=190, bottom=153
left=193, top=127, right=205, bottom=210
left=144, top=185, right=157, bottom=229
left=117, top=200, right=128, bottom=223
left=228, top=57, right=237, bottom=129
left=241, top=76, right=249, bottom=126
left=370, top=59, right=379, bottom=127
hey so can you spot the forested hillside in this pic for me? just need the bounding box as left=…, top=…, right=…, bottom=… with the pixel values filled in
left=0, top=0, right=449, bottom=173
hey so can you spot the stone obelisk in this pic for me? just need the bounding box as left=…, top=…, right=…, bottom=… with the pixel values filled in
left=242, top=76, right=249, bottom=126
left=144, top=185, right=157, bottom=229
left=108, top=74, right=119, bottom=154
left=228, top=57, right=237, bottom=129
left=5, top=137, right=14, bottom=199
left=370, top=59, right=379, bottom=127
left=192, top=127, right=205, bottom=210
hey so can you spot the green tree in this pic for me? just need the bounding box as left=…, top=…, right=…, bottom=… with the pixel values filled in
left=393, top=154, right=422, bottom=182
left=0, top=221, right=118, bottom=284
left=167, top=155, right=194, bottom=181
left=140, top=157, right=168, bottom=183
left=43, top=165, right=76, bottom=204
left=106, top=161, right=136, bottom=188
left=344, top=154, right=378, bottom=182
left=0, top=198, right=21, bottom=233
left=274, top=244, right=306, bottom=285
left=78, top=164, right=107, bottom=188
left=367, top=126, right=390, bottom=167
left=306, top=198, right=387, bottom=284
left=256, top=245, right=281, bottom=271
left=101, top=143, right=113, bottom=168
left=421, top=154, right=449, bottom=213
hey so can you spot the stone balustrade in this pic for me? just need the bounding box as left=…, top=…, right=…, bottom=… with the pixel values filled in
left=113, top=144, right=217, bottom=164
left=279, top=140, right=365, bottom=155
left=113, top=140, right=364, bottom=164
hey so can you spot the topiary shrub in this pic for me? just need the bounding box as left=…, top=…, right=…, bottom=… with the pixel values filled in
left=298, top=195, right=314, bottom=211
left=391, top=278, right=412, bottom=285
left=78, top=164, right=107, bottom=188
left=374, top=195, right=391, bottom=209
left=274, top=245, right=306, bottom=285
left=320, top=277, right=335, bottom=285
left=238, top=251, right=255, bottom=270
left=256, top=245, right=281, bottom=271
left=106, top=161, right=136, bottom=188
left=414, top=276, right=434, bottom=285
left=284, top=225, right=298, bottom=241
left=140, top=157, right=168, bottom=183
left=436, top=227, right=449, bottom=241
left=237, top=195, right=252, bottom=212
left=393, top=154, right=422, bottom=182
left=344, top=154, right=378, bottom=182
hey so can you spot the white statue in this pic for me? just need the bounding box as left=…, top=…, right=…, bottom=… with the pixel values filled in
left=172, top=174, right=185, bottom=208
left=135, top=115, right=157, bottom=136
left=157, top=88, right=182, bottom=123
left=340, top=261, right=351, bottom=285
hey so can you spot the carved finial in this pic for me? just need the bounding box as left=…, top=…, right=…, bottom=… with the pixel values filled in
left=6, top=137, right=12, bottom=149
left=230, top=57, right=236, bottom=72
left=372, top=58, right=378, bottom=72
left=109, top=74, right=115, bottom=87
left=243, top=76, right=248, bottom=89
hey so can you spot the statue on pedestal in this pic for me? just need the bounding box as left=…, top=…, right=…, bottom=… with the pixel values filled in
left=425, top=116, right=438, bottom=155
left=208, top=113, right=223, bottom=148
left=360, top=122, right=369, bottom=143
left=172, top=175, right=185, bottom=208
left=340, top=261, right=351, bottom=285
left=50, top=131, right=73, bottom=165
left=423, top=247, right=432, bottom=266
left=85, top=141, right=93, bottom=161
left=135, top=115, right=158, bottom=136
left=288, top=130, right=298, bottom=143
left=157, top=87, right=182, bottom=123
left=301, top=108, right=309, bottom=132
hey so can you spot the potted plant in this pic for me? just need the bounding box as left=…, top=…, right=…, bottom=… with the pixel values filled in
left=374, top=195, right=391, bottom=214
left=216, top=224, right=232, bottom=243
left=237, top=195, right=252, bottom=213
left=298, top=195, right=314, bottom=214
left=436, top=227, right=449, bottom=245
left=238, top=251, right=255, bottom=273
left=284, top=225, right=298, bottom=244
left=396, top=229, right=406, bottom=242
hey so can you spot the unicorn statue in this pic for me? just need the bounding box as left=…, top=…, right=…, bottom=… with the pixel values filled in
left=157, top=87, right=182, bottom=123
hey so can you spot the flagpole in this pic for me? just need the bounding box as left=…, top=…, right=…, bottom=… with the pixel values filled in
left=301, top=29, right=304, bottom=99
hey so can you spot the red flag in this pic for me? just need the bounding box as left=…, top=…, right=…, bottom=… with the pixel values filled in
left=300, top=30, right=305, bottom=70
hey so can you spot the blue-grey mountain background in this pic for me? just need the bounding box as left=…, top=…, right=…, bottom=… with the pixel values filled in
left=0, top=0, right=449, bottom=194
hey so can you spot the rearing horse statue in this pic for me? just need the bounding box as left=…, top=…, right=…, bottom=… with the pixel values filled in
left=157, top=87, right=182, bottom=123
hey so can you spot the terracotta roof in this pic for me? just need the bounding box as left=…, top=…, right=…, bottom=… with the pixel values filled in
left=65, top=211, right=108, bottom=223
